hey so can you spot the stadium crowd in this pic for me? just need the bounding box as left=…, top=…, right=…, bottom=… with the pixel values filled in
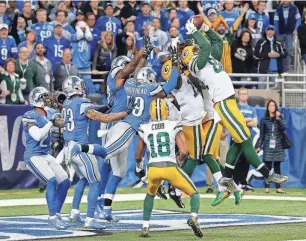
left=0, top=0, right=305, bottom=105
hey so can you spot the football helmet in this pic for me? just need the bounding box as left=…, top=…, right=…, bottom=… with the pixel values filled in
left=110, top=56, right=131, bottom=78
left=29, top=86, right=51, bottom=108
left=161, top=60, right=172, bottom=81
left=136, top=67, right=157, bottom=85
left=181, top=45, right=196, bottom=66
left=62, top=76, right=86, bottom=98
left=150, top=98, right=169, bottom=121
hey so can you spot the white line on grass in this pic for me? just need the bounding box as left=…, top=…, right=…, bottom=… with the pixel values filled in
left=0, top=194, right=306, bottom=207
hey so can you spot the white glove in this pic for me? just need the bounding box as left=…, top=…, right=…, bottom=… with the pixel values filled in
left=185, top=18, right=197, bottom=35
left=200, top=22, right=210, bottom=32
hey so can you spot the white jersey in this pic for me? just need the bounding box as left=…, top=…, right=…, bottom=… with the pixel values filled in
left=202, top=88, right=221, bottom=123
left=138, top=119, right=182, bottom=166
left=164, top=98, right=180, bottom=121
left=171, top=74, right=206, bottom=126
left=189, top=55, right=235, bottom=103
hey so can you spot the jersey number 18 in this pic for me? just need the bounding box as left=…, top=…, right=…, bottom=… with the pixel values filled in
left=148, top=132, right=170, bottom=158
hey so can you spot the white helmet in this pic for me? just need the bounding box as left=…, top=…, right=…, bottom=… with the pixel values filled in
left=62, top=76, right=86, bottom=98
left=110, top=56, right=131, bottom=78
left=29, top=87, right=50, bottom=108
left=136, top=67, right=157, bottom=85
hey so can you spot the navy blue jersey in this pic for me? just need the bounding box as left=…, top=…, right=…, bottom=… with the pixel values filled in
left=62, top=97, right=95, bottom=145
left=96, top=16, right=122, bottom=37
left=122, top=80, right=159, bottom=130
left=0, top=36, right=18, bottom=66
left=29, top=22, right=54, bottom=42
left=22, top=109, right=53, bottom=163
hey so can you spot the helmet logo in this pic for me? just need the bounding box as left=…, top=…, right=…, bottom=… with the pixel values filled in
left=182, top=49, right=189, bottom=59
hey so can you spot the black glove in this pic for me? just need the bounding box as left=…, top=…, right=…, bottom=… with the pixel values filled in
left=168, top=43, right=179, bottom=66
left=125, top=96, right=135, bottom=115
left=143, top=36, right=154, bottom=59
left=179, top=39, right=194, bottom=50
left=135, top=161, right=146, bottom=179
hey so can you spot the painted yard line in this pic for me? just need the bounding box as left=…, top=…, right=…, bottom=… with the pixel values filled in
left=0, top=194, right=306, bottom=207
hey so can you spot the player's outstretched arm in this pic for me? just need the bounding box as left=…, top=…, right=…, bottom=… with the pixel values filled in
left=176, top=131, right=188, bottom=164
left=205, top=28, right=223, bottom=62
left=86, top=109, right=127, bottom=123
left=135, top=137, right=145, bottom=164
left=27, top=123, right=53, bottom=142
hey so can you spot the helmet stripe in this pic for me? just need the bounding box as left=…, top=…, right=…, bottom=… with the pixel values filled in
left=157, top=98, right=161, bottom=121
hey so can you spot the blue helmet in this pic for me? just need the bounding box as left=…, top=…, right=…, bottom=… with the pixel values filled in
left=110, top=56, right=131, bottom=78
left=136, top=67, right=157, bottom=85
left=29, top=87, right=50, bottom=108
left=62, top=76, right=86, bottom=98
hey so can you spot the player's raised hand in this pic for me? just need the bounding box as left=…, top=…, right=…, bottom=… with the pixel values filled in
left=168, top=42, right=179, bottom=66
left=143, top=36, right=154, bottom=59
left=135, top=159, right=146, bottom=179
left=185, top=17, right=197, bottom=35
left=125, top=96, right=136, bottom=115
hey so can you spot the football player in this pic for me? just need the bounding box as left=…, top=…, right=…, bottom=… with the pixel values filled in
left=135, top=98, right=203, bottom=238
left=22, top=87, right=70, bottom=230
left=181, top=18, right=288, bottom=188
left=62, top=76, right=133, bottom=230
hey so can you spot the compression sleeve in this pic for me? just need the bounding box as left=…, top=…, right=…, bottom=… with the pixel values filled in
left=205, top=28, right=223, bottom=62
left=28, top=122, right=53, bottom=142
left=188, top=31, right=211, bottom=70
left=162, top=68, right=179, bottom=95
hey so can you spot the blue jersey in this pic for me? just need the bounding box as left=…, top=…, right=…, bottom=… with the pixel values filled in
left=246, top=11, right=270, bottom=34
left=123, top=80, right=159, bottom=130
left=63, top=23, right=76, bottom=36
left=135, top=13, right=154, bottom=36
left=220, top=10, right=240, bottom=30
left=106, top=73, right=127, bottom=114
left=71, top=37, right=91, bottom=69
left=0, top=36, right=18, bottom=66
left=177, top=8, right=195, bottom=26
left=43, top=35, right=70, bottom=71
left=22, top=109, right=53, bottom=162
left=151, top=52, right=168, bottom=82
left=29, top=22, right=54, bottom=42
left=96, top=16, right=122, bottom=37
left=238, top=103, right=258, bottom=137
left=62, top=97, right=95, bottom=145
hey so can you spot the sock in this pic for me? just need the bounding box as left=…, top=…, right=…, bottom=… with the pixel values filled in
left=87, top=182, right=100, bottom=218
left=56, top=178, right=70, bottom=213
left=46, top=177, right=57, bottom=216
left=71, top=209, right=79, bottom=215
left=85, top=217, right=93, bottom=222
left=143, top=220, right=150, bottom=228
left=72, top=178, right=88, bottom=210
left=213, top=171, right=222, bottom=183
left=256, top=163, right=270, bottom=178
left=190, top=212, right=197, bottom=218
left=98, top=160, right=111, bottom=197
left=104, top=174, right=122, bottom=208
left=143, top=194, right=155, bottom=221
left=80, top=144, right=107, bottom=158
left=216, top=160, right=225, bottom=174
left=224, top=142, right=242, bottom=178
left=202, top=154, right=220, bottom=174
left=190, top=192, right=200, bottom=213
left=182, top=158, right=200, bottom=177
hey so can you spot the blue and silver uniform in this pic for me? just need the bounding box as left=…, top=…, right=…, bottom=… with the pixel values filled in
left=29, top=22, right=54, bottom=42
left=0, top=36, right=18, bottom=66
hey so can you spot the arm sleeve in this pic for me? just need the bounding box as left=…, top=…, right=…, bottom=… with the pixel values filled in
left=277, top=117, right=286, bottom=132
left=28, top=122, right=53, bottom=142
left=232, top=15, right=243, bottom=33
left=84, top=26, right=93, bottom=41
left=295, top=11, right=301, bottom=31
left=252, top=107, right=258, bottom=119
left=274, top=10, right=280, bottom=36
left=75, top=26, right=84, bottom=41
left=173, top=122, right=183, bottom=136
left=138, top=126, right=144, bottom=139
left=205, top=28, right=223, bottom=62
left=188, top=31, right=211, bottom=69
left=162, top=68, right=179, bottom=95
left=11, top=38, right=18, bottom=58
left=92, top=44, right=101, bottom=70
left=18, top=87, right=24, bottom=103
left=254, top=39, right=269, bottom=60
left=257, top=119, right=265, bottom=149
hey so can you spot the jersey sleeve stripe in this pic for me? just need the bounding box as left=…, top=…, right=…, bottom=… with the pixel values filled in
left=138, top=128, right=144, bottom=133
left=174, top=125, right=183, bottom=130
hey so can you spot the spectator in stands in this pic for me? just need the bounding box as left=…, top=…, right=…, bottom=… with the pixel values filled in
left=71, top=9, right=84, bottom=29
left=233, top=88, right=258, bottom=191
left=135, top=2, right=154, bottom=36
left=152, top=1, right=163, bottom=19
left=254, top=25, right=286, bottom=80
left=113, top=0, right=124, bottom=18
left=0, top=58, right=27, bottom=105
left=220, top=0, right=239, bottom=30
left=92, top=31, right=116, bottom=72
left=246, top=1, right=270, bottom=34
left=54, top=48, right=77, bottom=91
left=96, top=3, right=122, bottom=38
left=6, top=0, right=17, bottom=21
left=29, top=8, right=54, bottom=42
left=243, top=13, right=262, bottom=48
left=168, top=26, right=183, bottom=41
left=83, top=0, right=103, bottom=20
left=56, top=10, right=76, bottom=36
left=120, top=1, right=139, bottom=26
left=0, top=23, right=18, bottom=67
left=11, top=16, right=27, bottom=44
left=177, top=0, right=194, bottom=27
left=50, top=0, right=76, bottom=24
left=256, top=100, right=286, bottom=194
left=12, top=1, right=37, bottom=32
left=34, top=43, right=54, bottom=92
left=274, top=0, right=301, bottom=72
left=201, top=0, right=222, bottom=12
left=116, top=20, right=139, bottom=55
left=0, top=1, right=12, bottom=27
left=150, top=18, right=168, bottom=49
left=161, top=8, right=177, bottom=32
left=18, top=30, right=37, bottom=60
left=298, top=10, right=306, bottom=64
left=204, top=7, right=218, bottom=26
left=71, top=20, right=94, bottom=94
left=231, top=30, right=254, bottom=84
left=86, top=12, right=100, bottom=60
left=170, top=18, right=186, bottom=39
left=15, top=47, right=38, bottom=100
left=43, top=22, right=70, bottom=72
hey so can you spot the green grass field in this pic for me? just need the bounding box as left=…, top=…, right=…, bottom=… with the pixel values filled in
left=0, top=188, right=306, bottom=241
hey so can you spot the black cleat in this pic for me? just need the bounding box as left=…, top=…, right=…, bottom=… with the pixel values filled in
left=140, top=227, right=149, bottom=238
left=187, top=216, right=203, bottom=238
left=156, top=185, right=168, bottom=200
left=168, top=186, right=185, bottom=209
left=206, top=187, right=214, bottom=193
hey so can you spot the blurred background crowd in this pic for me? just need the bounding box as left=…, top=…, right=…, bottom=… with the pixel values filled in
left=0, top=0, right=305, bottom=105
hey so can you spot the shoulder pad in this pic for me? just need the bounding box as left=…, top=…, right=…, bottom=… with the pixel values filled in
left=22, top=111, right=37, bottom=125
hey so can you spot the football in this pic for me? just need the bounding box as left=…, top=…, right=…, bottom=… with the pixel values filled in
left=193, top=15, right=204, bottom=30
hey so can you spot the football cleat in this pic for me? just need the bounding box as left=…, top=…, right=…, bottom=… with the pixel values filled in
left=265, top=171, right=288, bottom=185
left=187, top=216, right=203, bottom=238
left=221, top=191, right=231, bottom=201
left=100, top=208, right=120, bottom=222
left=69, top=213, right=84, bottom=225
left=168, top=186, right=185, bottom=209
left=140, top=227, right=150, bottom=238
left=206, top=187, right=214, bottom=193
left=84, top=219, right=106, bottom=230
left=211, top=191, right=225, bottom=207
left=95, top=199, right=104, bottom=215
left=156, top=185, right=167, bottom=200
left=234, top=190, right=244, bottom=205
left=57, top=215, right=72, bottom=228
left=49, top=216, right=69, bottom=230
left=218, top=177, right=232, bottom=188
left=241, top=184, right=254, bottom=192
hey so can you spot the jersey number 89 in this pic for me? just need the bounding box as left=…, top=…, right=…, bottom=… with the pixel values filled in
left=62, top=108, right=75, bottom=131
left=127, top=96, right=144, bottom=117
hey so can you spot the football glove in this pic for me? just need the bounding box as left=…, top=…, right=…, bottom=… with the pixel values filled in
left=143, top=36, right=154, bottom=59
left=135, top=160, right=146, bottom=179
left=168, top=43, right=179, bottom=66
left=125, top=96, right=135, bottom=115
left=185, top=18, right=197, bottom=35
left=49, top=112, right=62, bottom=124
